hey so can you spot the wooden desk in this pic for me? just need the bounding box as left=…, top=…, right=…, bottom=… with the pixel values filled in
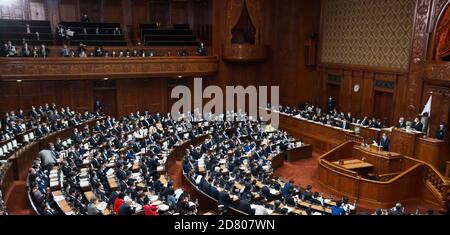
left=52, top=191, right=75, bottom=215
left=268, top=152, right=285, bottom=170
left=107, top=176, right=120, bottom=191
left=286, top=144, right=312, bottom=162
left=353, top=146, right=406, bottom=175
left=390, top=128, right=422, bottom=157
left=333, top=159, right=374, bottom=171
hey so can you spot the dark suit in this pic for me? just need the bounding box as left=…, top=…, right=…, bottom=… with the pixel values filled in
left=218, top=191, right=232, bottom=208
left=398, top=122, right=407, bottom=128
left=118, top=203, right=135, bottom=215
left=380, top=137, right=390, bottom=151
left=261, top=186, right=273, bottom=201
left=412, top=122, right=423, bottom=132
left=436, top=129, right=446, bottom=140
left=210, top=186, right=219, bottom=199
left=239, top=198, right=253, bottom=215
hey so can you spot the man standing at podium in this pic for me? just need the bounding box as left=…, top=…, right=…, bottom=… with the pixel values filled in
left=380, top=133, right=390, bottom=151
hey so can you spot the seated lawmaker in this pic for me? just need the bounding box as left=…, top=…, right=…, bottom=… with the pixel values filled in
left=380, top=133, right=390, bottom=151
left=341, top=120, right=350, bottom=130
left=436, top=122, right=447, bottom=140
left=39, top=44, right=50, bottom=58
left=411, top=117, right=423, bottom=132
left=61, top=44, right=72, bottom=57
left=397, top=117, right=407, bottom=129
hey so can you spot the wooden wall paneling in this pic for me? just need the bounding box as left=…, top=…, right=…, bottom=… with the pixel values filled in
left=340, top=70, right=352, bottom=113
left=116, top=79, right=135, bottom=117
left=93, top=88, right=117, bottom=117
left=79, top=0, right=101, bottom=22
left=149, top=1, right=170, bottom=25
left=0, top=82, right=20, bottom=115
left=361, top=71, right=374, bottom=118
left=171, top=0, right=189, bottom=25
left=20, top=81, right=44, bottom=109
left=121, top=0, right=132, bottom=44
left=116, top=78, right=168, bottom=117
left=58, top=0, right=79, bottom=22
left=102, top=0, right=122, bottom=23
left=46, top=0, right=60, bottom=35
left=393, top=74, right=407, bottom=123
left=29, top=0, right=47, bottom=20
left=350, top=71, right=363, bottom=118
left=131, top=0, right=149, bottom=43
left=38, top=80, right=57, bottom=104
left=55, top=80, right=73, bottom=108
left=259, top=0, right=321, bottom=108
left=69, top=80, right=93, bottom=112
left=373, top=91, right=394, bottom=127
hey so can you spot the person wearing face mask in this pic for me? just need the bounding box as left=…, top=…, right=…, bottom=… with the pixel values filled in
left=411, top=117, right=424, bottom=132
left=436, top=122, right=447, bottom=140
left=397, top=117, right=407, bottom=129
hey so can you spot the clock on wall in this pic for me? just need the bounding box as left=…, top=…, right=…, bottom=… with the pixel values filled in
left=353, top=84, right=360, bottom=93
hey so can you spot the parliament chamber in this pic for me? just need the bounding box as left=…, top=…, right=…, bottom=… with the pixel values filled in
left=0, top=0, right=450, bottom=218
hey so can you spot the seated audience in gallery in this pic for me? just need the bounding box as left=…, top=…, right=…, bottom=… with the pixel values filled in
left=81, top=13, right=90, bottom=23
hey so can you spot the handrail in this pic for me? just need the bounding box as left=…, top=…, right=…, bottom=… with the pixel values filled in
left=318, top=141, right=355, bottom=161
left=445, top=161, right=450, bottom=179
left=319, top=159, right=424, bottom=184
left=319, top=141, right=448, bottom=186
left=320, top=159, right=358, bottom=176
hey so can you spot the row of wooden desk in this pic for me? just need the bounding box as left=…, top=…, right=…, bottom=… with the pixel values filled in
left=0, top=117, right=105, bottom=213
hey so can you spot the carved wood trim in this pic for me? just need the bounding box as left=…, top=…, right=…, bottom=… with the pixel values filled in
left=222, top=44, right=267, bottom=62
left=424, top=61, right=450, bottom=83
left=0, top=56, right=219, bottom=81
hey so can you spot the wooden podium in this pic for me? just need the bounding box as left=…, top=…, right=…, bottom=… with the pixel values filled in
left=390, top=128, right=422, bottom=157
left=415, top=137, right=449, bottom=171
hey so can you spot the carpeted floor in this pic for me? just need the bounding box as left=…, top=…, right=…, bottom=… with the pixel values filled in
left=4, top=181, right=35, bottom=215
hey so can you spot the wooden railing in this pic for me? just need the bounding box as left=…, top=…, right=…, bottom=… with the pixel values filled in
left=445, top=161, right=450, bottom=179
left=345, top=133, right=364, bottom=144
left=424, top=164, right=448, bottom=206
left=318, top=141, right=449, bottom=210
left=0, top=56, right=219, bottom=81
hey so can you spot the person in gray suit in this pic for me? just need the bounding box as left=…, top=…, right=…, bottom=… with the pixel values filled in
left=39, top=143, right=58, bottom=171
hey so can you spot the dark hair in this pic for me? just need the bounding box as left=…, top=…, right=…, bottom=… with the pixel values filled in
left=336, top=200, right=342, bottom=207
left=375, top=209, right=382, bottom=215
left=342, top=197, right=349, bottom=204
